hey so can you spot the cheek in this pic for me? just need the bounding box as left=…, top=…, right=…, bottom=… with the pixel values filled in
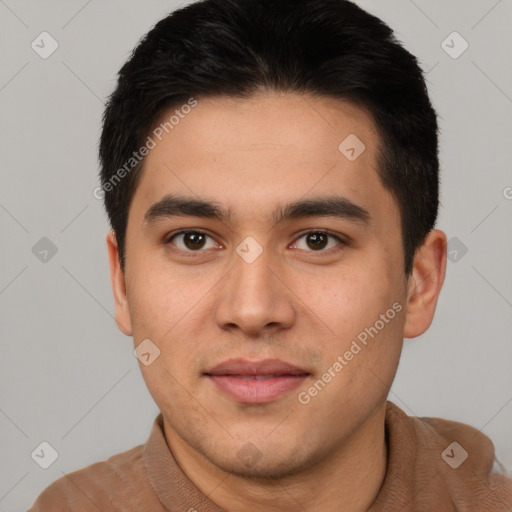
left=305, top=267, right=393, bottom=329
left=126, top=262, right=219, bottom=388
left=302, top=260, right=404, bottom=368
left=126, top=258, right=210, bottom=339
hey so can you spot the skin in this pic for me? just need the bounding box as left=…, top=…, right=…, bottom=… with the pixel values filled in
left=107, top=92, right=447, bottom=512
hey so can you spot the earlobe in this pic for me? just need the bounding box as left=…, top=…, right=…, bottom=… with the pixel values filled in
left=403, top=229, right=447, bottom=339
left=106, top=230, right=133, bottom=336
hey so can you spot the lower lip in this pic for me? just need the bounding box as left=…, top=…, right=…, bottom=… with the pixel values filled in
left=207, top=375, right=309, bottom=404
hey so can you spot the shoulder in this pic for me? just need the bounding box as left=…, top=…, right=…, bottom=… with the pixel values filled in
left=28, top=443, right=150, bottom=511
left=406, top=407, right=512, bottom=508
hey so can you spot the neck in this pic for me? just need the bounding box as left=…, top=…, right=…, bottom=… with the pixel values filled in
left=164, top=402, right=388, bottom=512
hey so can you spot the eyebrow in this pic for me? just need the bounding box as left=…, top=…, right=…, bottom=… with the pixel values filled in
left=143, top=194, right=371, bottom=228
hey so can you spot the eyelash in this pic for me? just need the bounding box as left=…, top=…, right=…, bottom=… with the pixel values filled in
left=164, top=229, right=347, bottom=256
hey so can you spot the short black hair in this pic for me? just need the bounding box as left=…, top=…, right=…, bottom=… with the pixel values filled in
left=99, top=0, right=439, bottom=275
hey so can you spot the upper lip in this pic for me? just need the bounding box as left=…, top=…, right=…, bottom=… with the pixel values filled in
left=205, top=358, right=310, bottom=376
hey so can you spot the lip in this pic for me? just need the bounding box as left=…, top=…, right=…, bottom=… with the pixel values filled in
left=204, top=358, right=310, bottom=404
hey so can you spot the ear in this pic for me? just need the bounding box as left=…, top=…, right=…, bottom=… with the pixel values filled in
left=403, top=229, right=447, bottom=339
left=106, top=230, right=133, bottom=336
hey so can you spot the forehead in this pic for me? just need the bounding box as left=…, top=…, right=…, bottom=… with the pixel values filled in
left=129, top=92, right=398, bottom=231
left=151, top=92, right=379, bottom=159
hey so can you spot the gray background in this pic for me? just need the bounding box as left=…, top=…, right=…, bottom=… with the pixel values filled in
left=1, top=0, right=511, bottom=510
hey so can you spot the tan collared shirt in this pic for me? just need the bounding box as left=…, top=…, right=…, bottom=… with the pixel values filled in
left=29, top=401, right=512, bottom=511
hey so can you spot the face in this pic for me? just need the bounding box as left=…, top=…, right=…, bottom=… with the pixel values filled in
left=108, top=92, right=439, bottom=479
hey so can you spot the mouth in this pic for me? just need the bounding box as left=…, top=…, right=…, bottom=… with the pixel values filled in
left=204, top=358, right=310, bottom=404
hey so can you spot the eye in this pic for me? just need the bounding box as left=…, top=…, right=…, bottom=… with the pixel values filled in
left=166, top=230, right=220, bottom=253
left=291, top=231, right=345, bottom=253
left=165, top=229, right=346, bottom=255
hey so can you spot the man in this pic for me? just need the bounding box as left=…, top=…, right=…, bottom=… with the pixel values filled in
left=29, top=0, right=512, bottom=510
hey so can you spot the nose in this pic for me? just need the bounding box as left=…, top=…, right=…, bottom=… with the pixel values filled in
left=214, top=244, right=296, bottom=337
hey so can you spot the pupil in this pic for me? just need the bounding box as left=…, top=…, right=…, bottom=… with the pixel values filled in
left=307, top=232, right=327, bottom=250
left=185, top=232, right=205, bottom=250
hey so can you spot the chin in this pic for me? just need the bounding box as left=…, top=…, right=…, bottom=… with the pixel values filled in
left=205, top=442, right=319, bottom=481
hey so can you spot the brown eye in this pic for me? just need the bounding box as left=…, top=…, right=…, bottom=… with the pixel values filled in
left=183, top=232, right=206, bottom=250
left=167, top=231, right=217, bottom=252
left=305, top=232, right=329, bottom=250
left=293, top=231, right=344, bottom=252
